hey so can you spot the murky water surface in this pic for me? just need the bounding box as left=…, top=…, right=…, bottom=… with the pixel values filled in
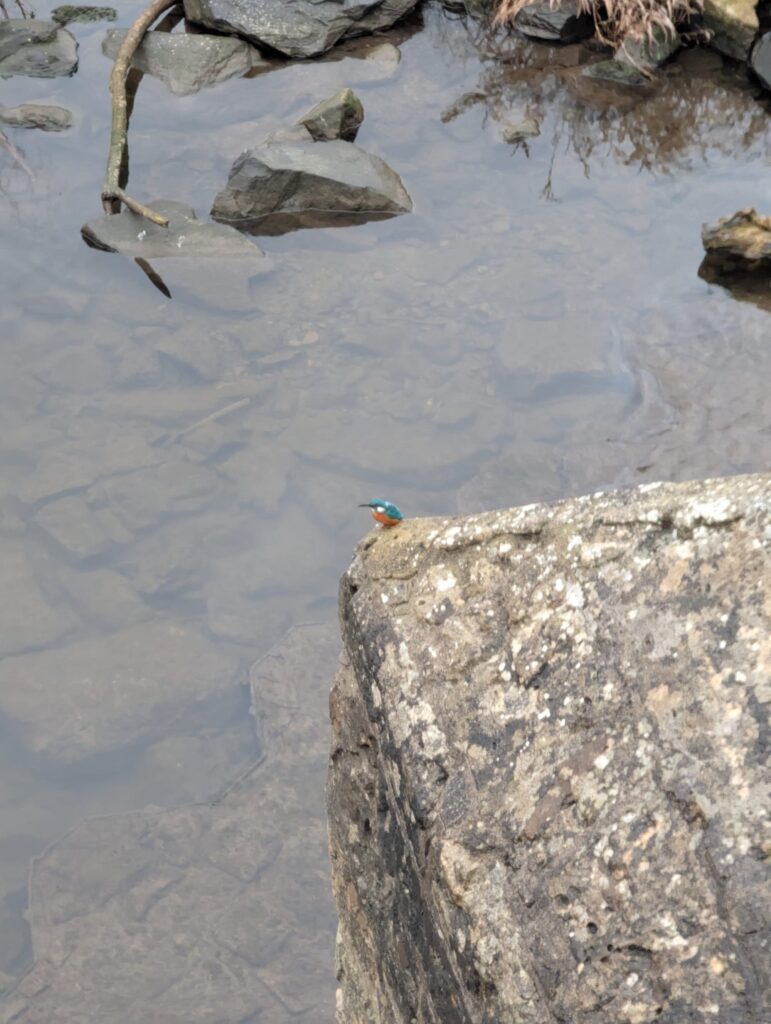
left=1, top=1, right=770, bottom=1018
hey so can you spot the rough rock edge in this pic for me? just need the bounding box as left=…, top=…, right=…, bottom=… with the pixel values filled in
left=328, top=473, right=770, bottom=1024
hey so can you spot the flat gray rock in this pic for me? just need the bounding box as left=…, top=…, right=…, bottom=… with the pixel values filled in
left=0, top=19, right=78, bottom=78
left=183, top=0, right=420, bottom=58
left=329, top=474, right=770, bottom=1023
left=0, top=625, right=338, bottom=1023
left=751, top=31, right=771, bottom=92
left=82, top=200, right=270, bottom=303
left=0, top=541, right=77, bottom=657
left=616, top=26, right=681, bottom=70
left=0, top=621, right=242, bottom=762
left=211, top=137, right=412, bottom=235
left=515, top=1, right=594, bottom=43
left=102, top=28, right=270, bottom=95
left=0, top=103, right=72, bottom=131
left=297, top=86, right=364, bottom=141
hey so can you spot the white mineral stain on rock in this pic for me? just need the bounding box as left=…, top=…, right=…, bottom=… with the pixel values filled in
left=436, top=573, right=457, bottom=592
left=565, top=582, right=585, bottom=608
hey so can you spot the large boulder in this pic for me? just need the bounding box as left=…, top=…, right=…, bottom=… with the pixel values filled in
left=328, top=474, right=770, bottom=1024
left=702, top=0, right=758, bottom=61
left=0, top=19, right=78, bottom=77
left=183, top=0, right=421, bottom=58
left=102, top=28, right=272, bottom=95
left=211, top=136, right=412, bottom=235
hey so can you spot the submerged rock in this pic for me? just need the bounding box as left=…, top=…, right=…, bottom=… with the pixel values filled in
left=52, top=4, right=117, bottom=23
left=297, top=87, right=364, bottom=141
left=329, top=473, right=770, bottom=1023
left=183, top=0, right=421, bottom=58
left=211, top=137, right=412, bottom=235
left=702, top=206, right=771, bottom=272
left=751, top=31, right=771, bottom=90
left=580, top=56, right=650, bottom=86
left=82, top=200, right=270, bottom=306
left=0, top=103, right=72, bottom=130
left=102, top=28, right=271, bottom=95
left=0, top=19, right=78, bottom=78
left=702, top=0, right=759, bottom=61
left=514, top=1, right=594, bottom=43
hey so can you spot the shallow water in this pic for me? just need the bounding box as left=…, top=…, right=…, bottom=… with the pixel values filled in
left=0, top=1, right=770, bottom=1018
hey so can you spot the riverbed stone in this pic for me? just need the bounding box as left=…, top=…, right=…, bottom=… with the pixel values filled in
left=751, top=31, right=771, bottom=90
left=102, top=28, right=270, bottom=95
left=702, top=0, right=759, bottom=60
left=183, top=0, right=420, bottom=58
left=514, top=1, right=594, bottom=43
left=0, top=625, right=338, bottom=1022
left=0, top=103, right=72, bottom=131
left=211, top=137, right=412, bottom=234
left=616, top=26, right=681, bottom=70
left=0, top=541, right=76, bottom=657
left=0, top=20, right=78, bottom=78
left=701, top=206, right=771, bottom=273
left=328, top=473, right=770, bottom=1024
left=34, top=494, right=133, bottom=560
left=297, top=87, right=364, bottom=141
left=0, top=621, right=242, bottom=763
left=52, top=5, right=117, bottom=23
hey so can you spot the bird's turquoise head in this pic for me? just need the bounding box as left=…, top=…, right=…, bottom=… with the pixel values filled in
left=358, top=499, right=404, bottom=524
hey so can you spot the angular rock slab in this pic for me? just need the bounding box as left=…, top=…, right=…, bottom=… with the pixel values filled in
left=82, top=200, right=270, bottom=305
left=298, top=87, right=364, bottom=141
left=52, top=5, right=117, bottom=23
left=751, top=31, right=771, bottom=91
left=102, top=28, right=272, bottom=95
left=515, top=1, right=594, bottom=43
left=0, top=625, right=339, bottom=1023
left=183, top=0, right=420, bottom=58
left=702, top=0, right=759, bottom=61
left=702, top=206, right=771, bottom=273
left=329, top=474, right=771, bottom=1024
left=0, top=19, right=78, bottom=78
left=211, top=137, right=412, bottom=235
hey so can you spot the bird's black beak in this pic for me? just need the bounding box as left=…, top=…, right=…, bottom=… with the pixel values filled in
left=358, top=503, right=371, bottom=508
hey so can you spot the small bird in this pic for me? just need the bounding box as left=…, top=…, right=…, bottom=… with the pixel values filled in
left=359, top=499, right=404, bottom=528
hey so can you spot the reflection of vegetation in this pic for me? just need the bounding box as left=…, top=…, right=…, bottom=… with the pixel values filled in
left=495, top=0, right=700, bottom=47
left=0, top=0, right=34, bottom=18
left=434, top=10, right=771, bottom=180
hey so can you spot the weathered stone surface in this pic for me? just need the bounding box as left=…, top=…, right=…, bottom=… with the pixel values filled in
left=211, top=137, right=412, bottom=235
left=102, top=28, right=270, bottom=95
left=0, top=20, right=78, bottom=78
left=0, top=621, right=242, bottom=762
left=0, top=103, right=72, bottom=131
left=52, top=5, right=117, bottom=24
left=183, top=0, right=420, bottom=58
left=702, top=207, right=771, bottom=273
left=580, top=57, right=650, bottom=86
left=501, top=117, right=540, bottom=143
left=298, top=87, right=364, bottom=141
left=702, top=0, right=759, bottom=60
left=328, top=474, right=770, bottom=1024
left=0, top=625, right=338, bottom=1023
left=515, top=1, right=594, bottom=43
left=616, top=26, right=681, bottom=71
left=751, top=31, right=771, bottom=90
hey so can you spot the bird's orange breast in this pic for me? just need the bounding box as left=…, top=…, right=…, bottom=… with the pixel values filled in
left=373, top=510, right=400, bottom=527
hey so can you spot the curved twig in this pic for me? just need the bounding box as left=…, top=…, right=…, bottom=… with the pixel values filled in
left=101, top=0, right=179, bottom=225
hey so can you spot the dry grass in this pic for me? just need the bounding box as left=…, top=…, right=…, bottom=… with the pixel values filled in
left=494, top=0, right=704, bottom=46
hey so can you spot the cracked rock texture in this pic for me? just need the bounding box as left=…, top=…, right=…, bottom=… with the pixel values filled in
left=328, top=473, right=770, bottom=1024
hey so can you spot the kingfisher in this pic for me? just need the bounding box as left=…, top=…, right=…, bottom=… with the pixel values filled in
left=359, top=499, right=404, bottom=528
